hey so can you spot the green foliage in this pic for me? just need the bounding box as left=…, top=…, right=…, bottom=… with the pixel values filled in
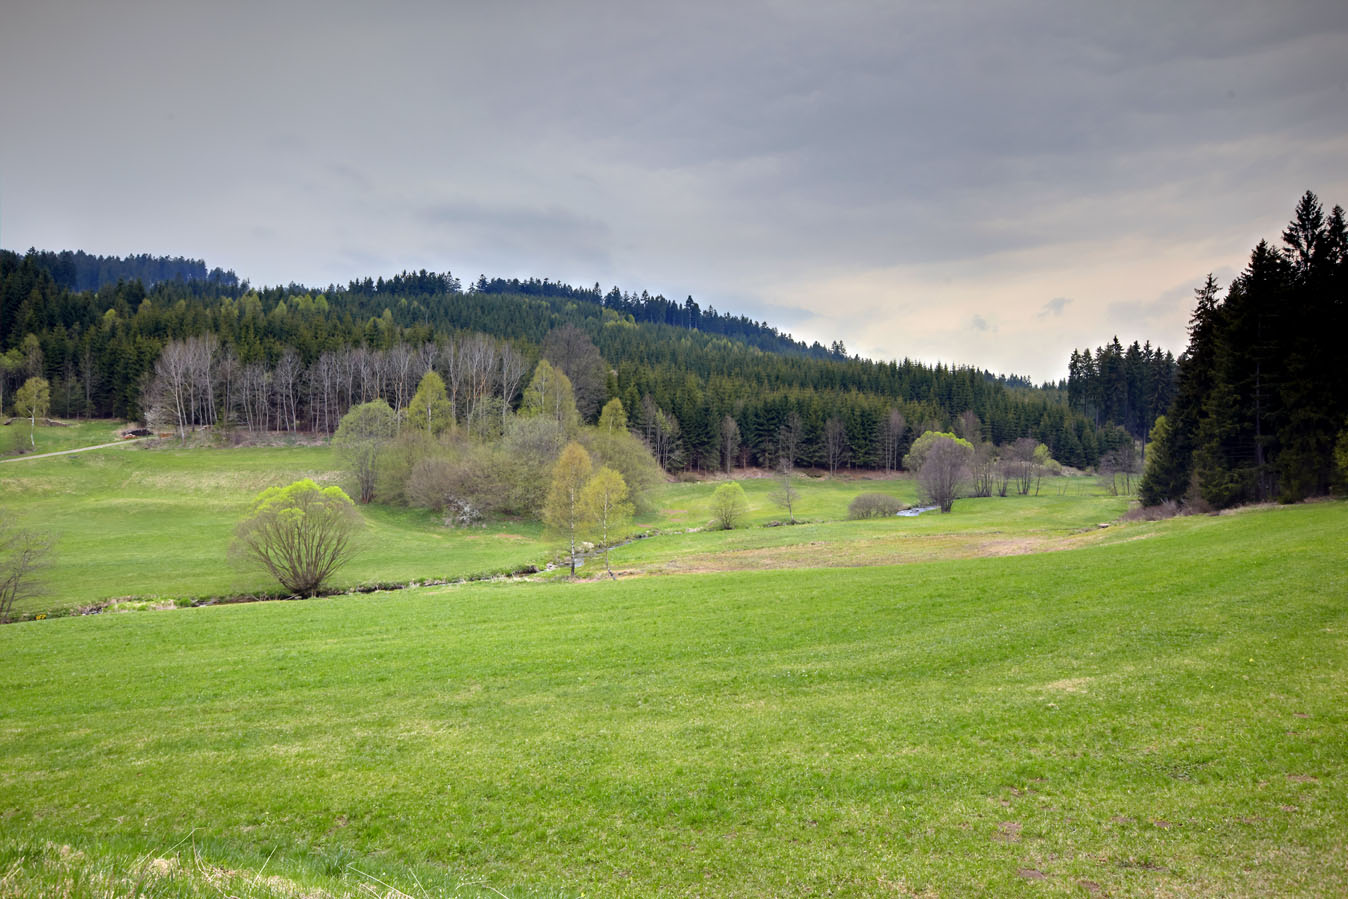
left=542, top=441, right=593, bottom=575
left=1154, top=192, right=1348, bottom=507
left=902, top=430, right=970, bottom=471
left=229, top=479, right=363, bottom=596
left=910, top=431, right=974, bottom=512
left=13, top=377, right=50, bottom=447
left=580, top=466, right=633, bottom=578
left=708, top=481, right=749, bottom=530
left=597, top=397, right=628, bottom=434
left=1139, top=415, right=1182, bottom=506
left=406, top=370, right=453, bottom=435
left=332, top=400, right=397, bottom=503
left=0, top=247, right=1110, bottom=466
left=1335, top=423, right=1348, bottom=494
left=580, top=425, right=664, bottom=513
left=519, top=359, right=580, bottom=436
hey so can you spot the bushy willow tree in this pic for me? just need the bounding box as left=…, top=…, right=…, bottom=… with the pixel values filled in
left=230, top=479, right=363, bottom=596
left=905, top=431, right=973, bottom=513
left=708, top=481, right=749, bottom=530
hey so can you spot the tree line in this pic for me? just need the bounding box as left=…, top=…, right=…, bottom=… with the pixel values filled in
left=1067, top=338, right=1177, bottom=441
left=1140, top=190, right=1348, bottom=507
left=1, top=247, right=1115, bottom=470
left=21, top=249, right=239, bottom=292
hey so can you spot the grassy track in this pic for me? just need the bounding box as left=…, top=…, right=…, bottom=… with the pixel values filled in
left=1, top=501, right=1344, bottom=896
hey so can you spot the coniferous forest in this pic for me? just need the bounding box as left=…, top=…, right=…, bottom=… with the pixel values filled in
left=1140, top=191, right=1348, bottom=506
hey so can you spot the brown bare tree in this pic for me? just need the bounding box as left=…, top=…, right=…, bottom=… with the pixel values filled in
left=824, top=416, right=848, bottom=475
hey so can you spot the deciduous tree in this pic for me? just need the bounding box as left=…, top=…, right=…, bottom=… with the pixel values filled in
left=543, top=442, right=593, bottom=576
left=230, top=479, right=363, bottom=596
left=333, top=399, right=398, bottom=503
left=0, top=510, right=52, bottom=623
left=13, top=377, right=50, bottom=448
left=910, top=432, right=972, bottom=512
left=407, top=370, right=454, bottom=435
left=581, top=466, right=633, bottom=579
left=708, top=481, right=749, bottom=530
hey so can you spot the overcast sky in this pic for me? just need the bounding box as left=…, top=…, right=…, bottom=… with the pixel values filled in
left=3, top=1, right=1346, bottom=381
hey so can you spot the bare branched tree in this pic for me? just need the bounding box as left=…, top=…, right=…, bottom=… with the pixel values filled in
left=721, top=415, right=741, bottom=473
left=917, top=435, right=973, bottom=513
left=824, top=416, right=848, bottom=475
left=0, top=511, right=53, bottom=623
left=777, top=411, right=803, bottom=471
left=878, top=409, right=906, bottom=472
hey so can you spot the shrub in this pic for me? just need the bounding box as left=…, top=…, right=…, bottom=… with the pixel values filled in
left=230, top=479, right=363, bottom=596
left=848, top=493, right=905, bottom=519
left=708, top=482, right=749, bottom=530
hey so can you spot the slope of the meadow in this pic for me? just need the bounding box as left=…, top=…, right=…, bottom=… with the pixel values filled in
left=0, top=432, right=1129, bottom=615
left=0, top=437, right=548, bottom=615
left=1, top=500, right=1344, bottom=897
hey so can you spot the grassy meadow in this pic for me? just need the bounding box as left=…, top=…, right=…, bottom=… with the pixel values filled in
left=1, top=417, right=126, bottom=455
left=1, top=426, right=1345, bottom=896
left=0, top=426, right=1124, bottom=615
left=0, top=501, right=1345, bottom=897
left=0, top=434, right=547, bottom=615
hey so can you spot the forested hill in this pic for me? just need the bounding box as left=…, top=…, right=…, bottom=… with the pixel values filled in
left=351, top=271, right=840, bottom=360
left=22, top=249, right=240, bottom=292
left=0, top=247, right=1120, bottom=470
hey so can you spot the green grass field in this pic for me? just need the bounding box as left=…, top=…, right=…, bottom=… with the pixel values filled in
left=0, top=436, right=549, bottom=615
left=0, top=430, right=1124, bottom=615
left=1, top=496, right=1345, bottom=896
left=1, top=417, right=126, bottom=455
left=1, top=430, right=1344, bottom=896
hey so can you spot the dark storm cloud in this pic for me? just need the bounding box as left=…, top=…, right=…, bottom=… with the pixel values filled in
left=2, top=0, right=1347, bottom=379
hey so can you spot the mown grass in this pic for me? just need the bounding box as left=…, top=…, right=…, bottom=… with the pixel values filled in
left=1, top=501, right=1344, bottom=896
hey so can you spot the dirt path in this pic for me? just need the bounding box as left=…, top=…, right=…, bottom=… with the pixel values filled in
left=0, top=438, right=145, bottom=464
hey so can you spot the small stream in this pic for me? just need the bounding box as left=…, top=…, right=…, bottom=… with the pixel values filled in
left=895, top=505, right=939, bottom=517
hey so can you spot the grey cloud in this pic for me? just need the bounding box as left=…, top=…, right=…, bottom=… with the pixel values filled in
left=1, top=1, right=1345, bottom=380
left=1040, top=297, right=1073, bottom=318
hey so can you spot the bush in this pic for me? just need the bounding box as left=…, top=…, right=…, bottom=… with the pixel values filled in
left=848, top=493, right=905, bottom=519
left=708, top=482, right=749, bottom=530
left=230, top=479, right=363, bottom=596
